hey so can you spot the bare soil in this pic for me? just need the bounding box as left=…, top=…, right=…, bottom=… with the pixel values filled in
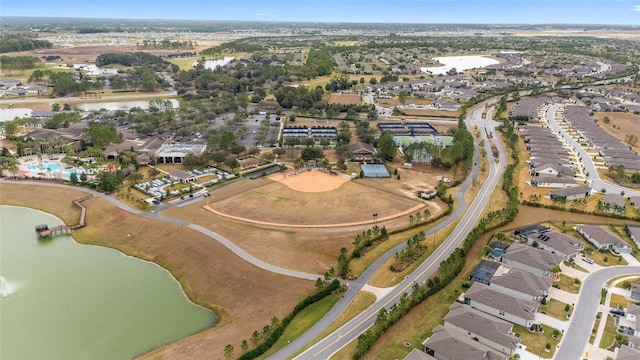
left=327, top=93, right=363, bottom=106
left=593, top=111, right=640, bottom=153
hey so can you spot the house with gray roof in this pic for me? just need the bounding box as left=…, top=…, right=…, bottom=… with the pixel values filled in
left=524, top=229, right=584, bottom=259
left=530, top=163, right=574, bottom=177
left=575, top=225, right=631, bottom=254
left=402, top=348, right=434, bottom=360
left=501, top=242, right=564, bottom=276
left=550, top=185, right=591, bottom=202
left=530, top=176, right=577, bottom=188
left=444, top=303, right=520, bottom=356
left=629, top=196, right=640, bottom=210
left=603, top=194, right=626, bottom=213
left=422, top=325, right=507, bottom=360
left=630, top=283, right=640, bottom=302
left=489, top=266, right=553, bottom=301
left=625, top=225, right=640, bottom=249
left=617, top=345, right=640, bottom=360
left=469, top=260, right=501, bottom=285
left=464, top=282, right=538, bottom=327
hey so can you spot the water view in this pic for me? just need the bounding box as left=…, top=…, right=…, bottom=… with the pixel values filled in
left=0, top=206, right=216, bottom=359
left=77, top=99, right=179, bottom=111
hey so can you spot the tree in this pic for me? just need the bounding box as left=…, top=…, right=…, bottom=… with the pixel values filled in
left=398, top=91, right=407, bottom=105
left=251, top=330, right=261, bottom=345
left=223, top=344, right=234, bottom=359
left=51, top=103, right=61, bottom=111
left=240, top=339, right=248, bottom=353
left=377, top=130, right=397, bottom=161
left=69, top=172, right=78, bottom=184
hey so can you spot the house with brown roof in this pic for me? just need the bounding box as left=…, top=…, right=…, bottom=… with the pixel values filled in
left=421, top=325, right=507, bottom=360
left=489, top=266, right=553, bottom=301
left=501, top=242, right=564, bottom=277
left=464, top=282, right=538, bottom=328
left=350, top=142, right=376, bottom=162
left=443, top=303, right=520, bottom=356
left=575, top=225, right=631, bottom=254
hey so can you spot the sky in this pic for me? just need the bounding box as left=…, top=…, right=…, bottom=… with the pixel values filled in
left=2, top=0, right=639, bottom=25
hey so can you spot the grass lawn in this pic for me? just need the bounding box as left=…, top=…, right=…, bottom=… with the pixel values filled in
left=590, top=250, right=628, bottom=267
left=513, top=324, right=562, bottom=359
left=256, top=292, right=343, bottom=359
left=590, top=312, right=602, bottom=344
left=609, top=293, right=629, bottom=309
left=365, top=220, right=456, bottom=287
left=556, top=274, right=582, bottom=294
left=539, top=298, right=572, bottom=320
left=614, top=276, right=640, bottom=289
left=167, top=56, right=198, bottom=70
left=599, top=314, right=619, bottom=349
left=292, top=291, right=376, bottom=359
left=346, top=163, right=361, bottom=177
left=195, top=174, right=219, bottom=185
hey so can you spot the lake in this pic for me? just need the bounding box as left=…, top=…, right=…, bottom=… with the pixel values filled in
left=0, top=205, right=216, bottom=359
left=420, top=55, right=499, bottom=75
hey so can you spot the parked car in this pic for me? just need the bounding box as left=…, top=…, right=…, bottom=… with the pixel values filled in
left=610, top=308, right=625, bottom=316
left=582, top=257, right=594, bottom=264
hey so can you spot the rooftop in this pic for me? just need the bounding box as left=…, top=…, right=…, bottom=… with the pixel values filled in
left=464, top=282, right=538, bottom=321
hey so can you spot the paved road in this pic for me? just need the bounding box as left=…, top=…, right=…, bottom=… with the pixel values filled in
left=555, top=266, right=640, bottom=360
left=269, top=102, right=506, bottom=359
left=0, top=180, right=320, bottom=281
left=545, top=104, right=640, bottom=197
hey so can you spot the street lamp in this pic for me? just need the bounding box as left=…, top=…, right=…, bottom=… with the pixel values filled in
left=203, top=193, right=211, bottom=206
left=372, top=213, right=378, bottom=223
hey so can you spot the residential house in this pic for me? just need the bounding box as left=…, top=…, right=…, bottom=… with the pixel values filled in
left=625, top=225, right=640, bottom=248
left=530, top=176, right=577, bottom=188
left=526, top=230, right=584, bottom=260
left=631, top=284, right=640, bottom=302
left=602, top=194, right=626, bottom=213
left=617, top=345, right=640, bottom=360
left=501, top=242, right=564, bottom=276
left=489, top=266, right=553, bottom=301
left=469, top=260, right=501, bottom=285
left=464, top=282, right=538, bottom=328
left=530, top=163, right=574, bottom=177
left=575, top=225, right=631, bottom=254
left=443, top=303, right=520, bottom=356
left=629, top=196, right=640, bottom=210
left=549, top=185, right=592, bottom=202
left=402, top=348, right=434, bottom=360
left=422, top=325, right=507, bottom=360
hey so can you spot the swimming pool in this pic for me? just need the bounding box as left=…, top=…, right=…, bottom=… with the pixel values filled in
left=24, top=160, right=86, bottom=180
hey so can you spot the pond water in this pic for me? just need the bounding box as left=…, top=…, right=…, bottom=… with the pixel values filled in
left=0, top=206, right=216, bottom=359
left=204, top=56, right=235, bottom=70
left=420, top=55, right=499, bottom=75
left=0, top=108, right=32, bottom=122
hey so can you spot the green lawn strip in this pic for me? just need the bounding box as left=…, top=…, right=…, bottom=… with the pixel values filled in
left=539, top=298, right=572, bottom=320
left=614, top=276, right=640, bottom=289
left=349, top=216, right=453, bottom=277
left=513, top=324, right=562, bottom=359
left=256, top=292, right=342, bottom=359
left=288, top=291, right=377, bottom=359
left=589, top=249, right=628, bottom=266
left=330, top=339, right=358, bottom=360
left=590, top=313, right=602, bottom=345
left=556, top=274, right=581, bottom=294
left=346, top=163, right=361, bottom=176
left=599, top=314, right=619, bottom=349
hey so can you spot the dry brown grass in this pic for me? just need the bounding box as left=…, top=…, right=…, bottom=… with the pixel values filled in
left=0, top=183, right=315, bottom=360
left=327, top=93, right=363, bottom=106
left=593, top=111, right=640, bottom=153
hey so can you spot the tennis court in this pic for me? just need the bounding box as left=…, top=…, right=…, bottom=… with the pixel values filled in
left=361, top=164, right=391, bottom=178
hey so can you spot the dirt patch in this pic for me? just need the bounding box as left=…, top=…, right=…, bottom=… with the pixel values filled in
left=275, top=170, right=349, bottom=192
left=400, top=108, right=461, bottom=118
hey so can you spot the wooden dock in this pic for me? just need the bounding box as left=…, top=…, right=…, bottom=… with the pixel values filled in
left=35, top=196, right=90, bottom=239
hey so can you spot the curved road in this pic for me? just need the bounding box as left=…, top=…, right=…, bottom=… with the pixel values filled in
left=269, top=102, right=507, bottom=359
left=545, top=104, right=640, bottom=197
left=0, top=179, right=320, bottom=281
left=555, top=266, right=640, bottom=360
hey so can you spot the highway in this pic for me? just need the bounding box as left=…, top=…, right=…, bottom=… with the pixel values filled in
left=555, top=266, right=640, bottom=360
left=268, top=102, right=508, bottom=359
left=545, top=104, right=640, bottom=197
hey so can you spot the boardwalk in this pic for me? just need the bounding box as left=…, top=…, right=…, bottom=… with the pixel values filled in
left=35, top=196, right=90, bottom=239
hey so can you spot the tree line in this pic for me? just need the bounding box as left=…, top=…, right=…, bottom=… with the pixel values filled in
left=0, top=38, right=52, bottom=53
left=0, top=55, right=40, bottom=70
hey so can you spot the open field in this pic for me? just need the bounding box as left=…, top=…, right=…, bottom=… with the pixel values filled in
left=0, top=183, right=315, bottom=360
left=593, top=111, right=640, bottom=153
left=327, top=93, right=363, bottom=105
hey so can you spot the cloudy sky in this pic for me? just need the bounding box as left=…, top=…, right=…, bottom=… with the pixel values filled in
left=2, top=0, right=639, bottom=25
